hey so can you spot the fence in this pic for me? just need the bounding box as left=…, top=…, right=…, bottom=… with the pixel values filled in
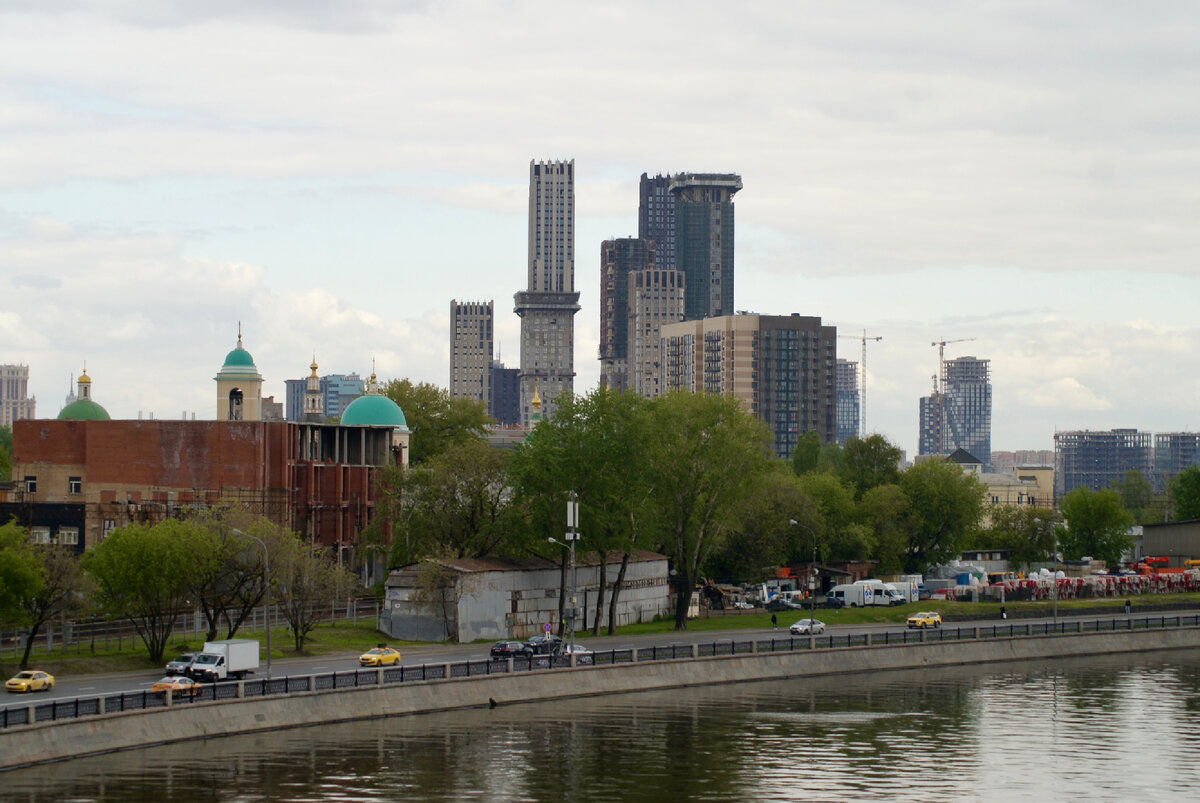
left=4, top=612, right=1198, bottom=731
left=0, top=599, right=378, bottom=662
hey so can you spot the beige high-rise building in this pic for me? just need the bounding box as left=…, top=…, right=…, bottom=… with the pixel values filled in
left=660, top=313, right=837, bottom=459
left=628, top=269, right=684, bottom=398
left=1, top=364, right=36, bottom=427
left=514, top=159, right=580, bottom=425
left=450, top=300, right=493, bottom=406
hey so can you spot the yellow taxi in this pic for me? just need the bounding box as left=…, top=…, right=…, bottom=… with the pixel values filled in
left=5, top=670, right=55, bottom=693
left=151, top=676, right=204, bottom=697
left=906, top=611, right=943, bottom=629
left=359, top=646, right=402, bottom=667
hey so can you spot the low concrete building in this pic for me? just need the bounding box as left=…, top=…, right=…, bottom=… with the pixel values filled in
left=380, top=550, right=670, bottom=643
left=1142, top=520, right=1200, bottom=565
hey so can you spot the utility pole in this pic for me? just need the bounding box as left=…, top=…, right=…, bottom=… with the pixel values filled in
left=838, top=330, right=881, bottom=436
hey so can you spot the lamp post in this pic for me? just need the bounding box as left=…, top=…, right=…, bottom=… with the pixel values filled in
left=549, top=491, right=581, bottom=654
left=789, top=519, right=818, bottom=631
left=234, top=529, right=271, bottom=680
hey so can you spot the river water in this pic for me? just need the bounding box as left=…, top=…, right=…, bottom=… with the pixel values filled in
left=6, top=648, right=1200, bottom=801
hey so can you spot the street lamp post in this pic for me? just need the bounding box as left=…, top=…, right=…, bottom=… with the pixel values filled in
left=549, top=492, right=581, bottom=654
left=234, top=529, right=271, bottom=680
left=789, top=519, right=819, bottom=631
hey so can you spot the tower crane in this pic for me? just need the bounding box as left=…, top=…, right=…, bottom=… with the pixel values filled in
left=838, top=329, right=882, bottom=436
left=931, top=337, right=975, bottom=452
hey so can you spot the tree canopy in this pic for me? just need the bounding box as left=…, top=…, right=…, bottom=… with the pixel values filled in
left=1059, top=486, right=1134, bottom=565
left=897, top=458, right=985, bottom=573
left=0, top=425, right=12, bottom=481
left=1172, top=464, right=1200, bottom=521
left=381, top=379, right=490, bottom=465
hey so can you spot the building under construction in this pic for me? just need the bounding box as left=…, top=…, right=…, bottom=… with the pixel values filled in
left=919, top=355, right=992, bottom=469
left=1053, top=428, right=1154, bottom=500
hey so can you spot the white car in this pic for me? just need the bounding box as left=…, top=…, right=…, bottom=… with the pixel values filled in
left=789, top=618, right=826, bottom=635
left=556, top=643, right=595, bottom=664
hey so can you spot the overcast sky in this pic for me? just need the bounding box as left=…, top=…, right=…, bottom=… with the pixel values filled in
left=2, top=1, right=1198, bottom=460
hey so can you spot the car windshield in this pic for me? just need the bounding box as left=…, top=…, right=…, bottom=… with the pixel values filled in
left=193, top=654, right=219, bottom=665
left=15, top=672, right=35, bottom=679
left=172, top=654, right=193, bottom=662
left=366, top=649, right=384, bottom=655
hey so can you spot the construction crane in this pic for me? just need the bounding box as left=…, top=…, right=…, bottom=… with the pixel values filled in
left=838, top=329, right=882, bottom=436
left=931, top=337, right=975, bottom=452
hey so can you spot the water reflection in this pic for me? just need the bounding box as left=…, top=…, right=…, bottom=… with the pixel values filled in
left=7, top=650, right=1200, bottom=801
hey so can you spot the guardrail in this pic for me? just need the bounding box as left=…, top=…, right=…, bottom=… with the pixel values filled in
left=4, top=613, right=1197, bottom=730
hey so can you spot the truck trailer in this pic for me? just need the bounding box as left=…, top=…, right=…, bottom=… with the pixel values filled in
left=187, top=639, right=260, bottom=682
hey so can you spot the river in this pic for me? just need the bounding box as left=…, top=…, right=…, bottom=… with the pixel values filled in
left=5, top=648, right=1200, bottom=801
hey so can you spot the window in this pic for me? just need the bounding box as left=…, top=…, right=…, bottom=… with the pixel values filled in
left=31, top=527, right=51, bottom=544
left=58, top=527, right=79, bottom=546
left=24, top=476, right=36, bottom=493
left=69, top=476, right=82, bottom=494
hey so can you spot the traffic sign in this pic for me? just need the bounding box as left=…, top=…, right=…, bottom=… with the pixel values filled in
left=543, top=622, right=552, bottom=633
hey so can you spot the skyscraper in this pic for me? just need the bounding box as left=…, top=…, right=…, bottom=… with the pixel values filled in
left=835, top=358, right=860, bottom=444
left=1, top=364, right=36, bottom=426
left=450, top=300, right=493, bottom=405
left=514, top=159, right=580, bottom=425
left=638, top=173, right=676, bottom=271
left=660, top=313, right=837, bottom=459
left=628, top=268, right=684, bottom=398
left=941, top=356, right=992, bottom=468
left=670, top=173, right=742, bottom=321
left=599, top=237, right=655, bottom=391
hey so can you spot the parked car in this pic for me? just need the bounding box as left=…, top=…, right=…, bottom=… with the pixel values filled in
left=907, top=611, right=943, bottom=629
left=165, top=653, right=196, bottom=676
left=555, top=643, right=595, bottom=664
left=359, top=646, right=402, bottom=667
left=765, top=598, right=804, bottom=612
left=490, top=641, right=527, bottom=659
left=151, top=676, right=204, bottom=697
left=789, top=618, right=826, bottom=635
left=5, top=670, right=54, bottom=693
left=522, top=634, right=563, bottom=655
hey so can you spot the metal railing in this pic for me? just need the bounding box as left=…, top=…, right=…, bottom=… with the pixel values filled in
left=3, top=613, right=1198, bottom=730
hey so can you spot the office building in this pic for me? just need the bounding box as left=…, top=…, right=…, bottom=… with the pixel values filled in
left=670, top=173, right=742, bottom=321
left=514, top=159, right=580, bottom=425
left=835, top=358, right=860, bottom=444
left=919, top=355, right=992, bottom=468
left=660, top=313, right=837, bottom=459
left=628, top=268, right=685, bottom=398
left=1054, top=428, right=1154, bottom=500
left=638, top=173, right=676, bottom=271
left=285, top=372, right=364, bottom=421
left=450, top=300, right=493, bottom=405
left=488, top=360, right=521, bottom=426
left=1, top=364, right=36, bottom=427
left=599, top=238, right=655, bottom=391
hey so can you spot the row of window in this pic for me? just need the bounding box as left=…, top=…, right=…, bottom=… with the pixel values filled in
left=30, top=526, right=80, bottom=546
left=23, top=476, right=82, bottom=494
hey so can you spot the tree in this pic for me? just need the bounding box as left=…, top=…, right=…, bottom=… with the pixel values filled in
left=1059, top=486, right=1134, bottom=565
left=0, top=521, right=44, bottom=626
left=380, top=438, right=514, bottom=568
left=1172, top=464, right=1200, bottom=521
left=15, top=545, right=91, bottom=669
left=794, top=472, right=856, bottom=560
left=642, top=392, right=776, bottom=630
left=837, top=434, right=902, bottom=499
left=0, top=425, right=12, bottom=481
left=898, top=458, right=986, bottom=573
left=381, top=379, right=490, bottom=465
left=857, top=483, right=910, bottom=574
left=980, top=506, right=1059, bottom=572
left=706, top=470, right=810, bottom=581
left=83, top=520, right=197, bottom=663
left=1111, top=470, right=1160, bottom=524
left=790, top=431, right=821, bottom=475
left=274, top=535, right=357, bottom=651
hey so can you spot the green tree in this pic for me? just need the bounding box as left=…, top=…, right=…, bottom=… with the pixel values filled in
left=980, top=506, right=1059, bottom=572
left=794, top=471, right=856, bottom=560
left=858, top=483, right=910, bottom=574
left=837, top=434, right=902, bottom=499
left=274, top=536, right=357, bottom=651
left=0, top=520, right=44, bottom=626
left=83, top=520, right=197, bottom=663
left=898, top=458, right=986, bottom=573
left=1171, top=464, right=1200, bottom=521
left=1110, top=470, right=1159, bottom=524
left=381, top=379, right=490, bottom=465
left=380, top=438, right=514, bottom=568
left=790, top=431, right=821, bottom=475
left=15, top=545, right=92, bottom=668
left=642, top=392, right=776, bottom=630
left=1059, top=486, right=1134, bottom=565
left=0, top=425, right=12, bottom=481
left=707, top=470, right=810, bottom=581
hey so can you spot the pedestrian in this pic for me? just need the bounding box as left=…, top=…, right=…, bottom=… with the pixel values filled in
left=1124, top=599, right=1131, bottom=615
left=771, top=612, right=777, bottom=630
left=1000, top=605, right=1007, bottom=620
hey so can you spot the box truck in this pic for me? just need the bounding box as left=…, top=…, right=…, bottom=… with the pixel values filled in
left=187, top=639, right=260, bottom=682
left=828, top=582, right=899, bottom=607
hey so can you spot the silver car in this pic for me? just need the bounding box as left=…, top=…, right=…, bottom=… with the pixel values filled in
left=164, top=653, right=196, bottom=676
left=789, top=619, right=826, bottom=635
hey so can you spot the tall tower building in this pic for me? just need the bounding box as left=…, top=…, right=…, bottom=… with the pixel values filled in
left=303, top=357, right=323, bottom=422
left=628, top=268, right=684, bottom=398
left=514, top=159, right=580, bottom=425
left=660, top=313, right=837, bottom=459
left=835, top=358, right=860, bottom=444
left=599, top=238, right=655, bottom=391
left=1, top=364, right=36, bottom=427
left=638, top=173, right=676, bottom=271
left=670, top=173, right=742, bottom=321
left=450, top=300, right=494, bottom=406
left=214, top=328, right=263, bottom=422
left=941, top=356, right=992, bottom=468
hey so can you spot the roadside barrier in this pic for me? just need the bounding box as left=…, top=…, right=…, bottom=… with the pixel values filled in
left=3, top=612, right=1198, bottom=731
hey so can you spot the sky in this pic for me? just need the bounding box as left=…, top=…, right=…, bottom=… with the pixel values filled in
left=2, top=1, right=1198, bottom=460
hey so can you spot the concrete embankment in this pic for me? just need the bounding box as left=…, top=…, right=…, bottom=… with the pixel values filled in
left=3, top=626, right=1198, bottom=771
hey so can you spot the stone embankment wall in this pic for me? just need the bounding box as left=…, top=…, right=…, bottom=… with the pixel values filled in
left=3, top=627, right=1198, bottom=771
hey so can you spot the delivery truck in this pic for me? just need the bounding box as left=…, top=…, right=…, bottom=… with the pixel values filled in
left=187, top=639, right=260, bottom=682
left=827, top=582, right=901, bottom=607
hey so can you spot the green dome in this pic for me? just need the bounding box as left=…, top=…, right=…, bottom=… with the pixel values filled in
left=341, top=394, right=408, bottom=429
left=223, top=345, right=256, bottom=367
left=58, top=399, right=111, bottom=421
